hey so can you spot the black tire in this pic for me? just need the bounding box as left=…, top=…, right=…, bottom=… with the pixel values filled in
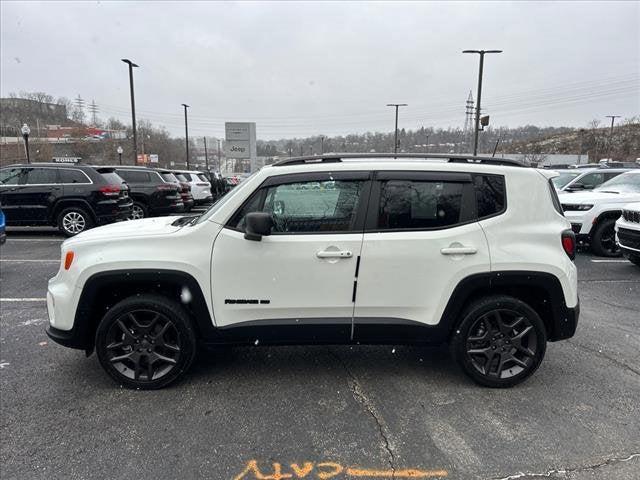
left=56, top=207, right=93, bottom=237
left=591, top=218, right=622, bottom=257
left=624, top=252, right=640, bottom=267
left=95, top=294, right=197, bottom=389
left=450, top=295, right=547, bottom=388
left=129, top=201, right=148, bottom=220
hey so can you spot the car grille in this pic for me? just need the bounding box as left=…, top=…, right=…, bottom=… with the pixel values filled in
left=622, top=209, right=640, bottom=223
left=618, top=227, right=640, bottom=250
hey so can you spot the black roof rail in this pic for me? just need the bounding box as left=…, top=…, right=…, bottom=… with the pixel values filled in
left=271, top=153, right=524, bottom=167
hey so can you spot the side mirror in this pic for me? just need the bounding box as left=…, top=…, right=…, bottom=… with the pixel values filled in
left=244, top=212, right=273, bottom=241
left=568, top=182, right=585, bottom=191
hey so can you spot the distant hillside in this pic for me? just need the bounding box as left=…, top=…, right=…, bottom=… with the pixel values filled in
left=501, top=122, right=640, bottom=161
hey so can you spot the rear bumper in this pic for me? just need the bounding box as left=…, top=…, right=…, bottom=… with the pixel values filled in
left=551, top=299, right=579, bottom=341
left=95, top=199, right=133, bottom=224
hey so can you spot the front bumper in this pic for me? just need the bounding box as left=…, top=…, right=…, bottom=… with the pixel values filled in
left=46, top=325, right=91, bottom=351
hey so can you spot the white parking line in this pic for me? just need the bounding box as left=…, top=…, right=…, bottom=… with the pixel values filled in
left=6, top=238, right=63, bottom=242
left=590, top=259, right=630, bottom=263
left=0, top=259, right=59, bottom=263
left=0, top=298, right=47, bottom=302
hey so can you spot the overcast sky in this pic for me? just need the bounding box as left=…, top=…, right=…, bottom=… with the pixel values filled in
left=1, top=1, right=638, bottom=139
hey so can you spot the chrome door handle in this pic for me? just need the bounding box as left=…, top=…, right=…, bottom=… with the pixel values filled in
left=440, top=246, right=477, bottom=255
left=316, top=250, right=353, bottom=259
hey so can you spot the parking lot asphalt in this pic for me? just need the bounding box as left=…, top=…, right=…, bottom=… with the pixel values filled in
left=1, top=231, right=638, bottom=480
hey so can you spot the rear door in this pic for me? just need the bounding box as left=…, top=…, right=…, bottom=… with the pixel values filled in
left=211, top=171, right=371, bottom=342
left=353, top=171, right=493, bottom=342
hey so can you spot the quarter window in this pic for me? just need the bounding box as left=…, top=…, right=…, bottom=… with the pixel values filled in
left=231, top=179, right=365, bottom=233
left=25, top=168, right=58, bottom=185
left=59, top=169, right=90, bottom=184
left=474, top=174, right=506, bottom=219
left=118, top=170, right=151, bottom=183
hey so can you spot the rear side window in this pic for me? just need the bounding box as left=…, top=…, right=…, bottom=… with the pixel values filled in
left=548, top=180, right=563, bottom=215
left=377, top=180, right=465, bottom=229
left=198, top=174, right=209, bottom=182
left=118, top=170, right=151, bottom=183
left=474, top=174, right=506, bottom=219
left=59, top=169, right=90, bottom=184
left=25, top=168, right=58, bottom=185
left=175, top=173, right=188, bottom=182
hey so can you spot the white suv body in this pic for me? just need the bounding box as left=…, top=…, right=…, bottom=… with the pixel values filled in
left=173, top=170, right=212, bottom=204
left=616, top=202, right=640, bottom=267
left=559, top=171, right=640, bottom=257
left=46, top=154, right=579, bottom=389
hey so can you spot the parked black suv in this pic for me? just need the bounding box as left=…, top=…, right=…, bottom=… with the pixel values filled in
left=111, top=166, right=184, bottom=219
left=0, top=163, right=132, bottom=236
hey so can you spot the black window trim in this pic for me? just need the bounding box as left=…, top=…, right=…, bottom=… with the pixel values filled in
left=225, top=170, right=373, bottom=235
left=58, top=168, right=93, bottom=185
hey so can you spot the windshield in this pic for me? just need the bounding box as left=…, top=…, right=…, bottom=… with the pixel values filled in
left=195, top=170, right=260, bottom=224
left=594, top=173, right=640, bottom=193
left=552, top=171, right=581, bottom=189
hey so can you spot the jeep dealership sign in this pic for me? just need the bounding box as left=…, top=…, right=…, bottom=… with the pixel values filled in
left=225, top=122, right=256, bottom=160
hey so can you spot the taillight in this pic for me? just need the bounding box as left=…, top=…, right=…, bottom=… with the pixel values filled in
left=99, top=185, right=121, bottom=197
left=561, top=229, right=576, bottom=260
left=156, top=184, right=176, bottom=191
left=64, top=251, right=74, bottom=270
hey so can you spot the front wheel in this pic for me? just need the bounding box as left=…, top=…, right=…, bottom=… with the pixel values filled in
left=450, top=295, right=547, bottom=388
left=95, top=295, right=197, bottom=389
left=591, top=218, right=621, bottom=257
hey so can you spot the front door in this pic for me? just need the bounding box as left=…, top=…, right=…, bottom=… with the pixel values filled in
left=354, top=171, right=491, bottom=342
left=211, top=171, right=371, bottom=343
left=0, top=167, right=26, bottom=223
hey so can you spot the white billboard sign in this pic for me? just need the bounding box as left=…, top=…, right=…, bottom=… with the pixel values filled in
left=225, top=122, right=256, bottom=160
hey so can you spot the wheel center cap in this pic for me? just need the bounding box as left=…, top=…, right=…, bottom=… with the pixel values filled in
left=141, top=340, right=151, bottom=349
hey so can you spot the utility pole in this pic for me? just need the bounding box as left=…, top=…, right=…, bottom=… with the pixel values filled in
left=88, top=100, right=99, bottom=126
left=181, top=104, right=190, bottom=169
left=203, top=137, right=209, bottom=170
left=121, top=59, right=139, bottom=164
left=463, top=49, right=502, bottom=156
left=606, top=115, right=621, bottom=158
left=386, top=103, right=407, bottom=156
left=320, top=135, right=325, bottom=154
left=217, top=139, right=222, bottom=171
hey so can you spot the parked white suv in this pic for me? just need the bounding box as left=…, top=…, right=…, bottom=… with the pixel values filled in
left=46, top=154, right=579, bottom=389
left=173, top=170, right=213, bottom=205
left=559, top=171, right=640, bottom=256
left=616, top=202, right=640, bottom=267
left=552, top=168, right=631, bottom=192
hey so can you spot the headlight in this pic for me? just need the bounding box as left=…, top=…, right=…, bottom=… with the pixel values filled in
left=562, top=204, right=593, bottom=211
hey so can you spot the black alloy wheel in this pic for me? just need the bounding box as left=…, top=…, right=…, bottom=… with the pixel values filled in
left=591, top=218, right=621, bottom=257
left=451, top=295, right=547, bottom=387
left=96, top=295, right=196, bottom=389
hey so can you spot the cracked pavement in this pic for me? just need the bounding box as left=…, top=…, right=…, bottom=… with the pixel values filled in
left=1, top=234, right=639, bottom=479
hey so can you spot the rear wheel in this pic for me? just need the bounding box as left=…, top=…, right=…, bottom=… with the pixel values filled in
left=95, top=295, right=197, bottom=389
left=450, top=295, right=547, bottom=388
left=57, top=207, right=93, bottom=237
left=591, top=218, right=621, bottom=257
left=129, top=202, right=147, bottom=220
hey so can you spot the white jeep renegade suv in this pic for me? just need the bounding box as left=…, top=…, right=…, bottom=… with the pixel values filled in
left=46, top=154, right=579, bottom=389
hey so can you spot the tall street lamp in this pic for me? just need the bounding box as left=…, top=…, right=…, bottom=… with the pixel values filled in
left=21, top=124, right=31, bottom=163
left=121, top=59, right=139, bottom=164
left=182, top=104, right=190, bottom=169
left=463, top=49, right=502, bottom=156
left=386, top=103, right=407, bottom=156
left=117, top=145, right=123, bottom=165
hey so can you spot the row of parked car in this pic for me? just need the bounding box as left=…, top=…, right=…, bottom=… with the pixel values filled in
left=0, top=163, right=235, bottom=236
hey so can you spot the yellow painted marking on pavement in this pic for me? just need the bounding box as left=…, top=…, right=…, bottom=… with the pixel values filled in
left=233, top=461, right=448, bottom=480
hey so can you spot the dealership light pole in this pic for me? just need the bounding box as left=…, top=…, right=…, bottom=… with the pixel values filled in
left=386, top=103, right=407, bottom=156
left=121, top=59, right=139, bottom=164
left=320, top=135, right=325, bottom=154
left=203, top=137, right=209, bottom=170
left=21, top=123, right=31, bottom=163
left=182, top=104, right=190, bottom=169
left=117, top=145, right=123, bottom=165
left=463, top=49, right=502, bottom=156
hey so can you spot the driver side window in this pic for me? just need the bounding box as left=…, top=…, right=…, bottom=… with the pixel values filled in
left=230, top=179, right=365, bottom=234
